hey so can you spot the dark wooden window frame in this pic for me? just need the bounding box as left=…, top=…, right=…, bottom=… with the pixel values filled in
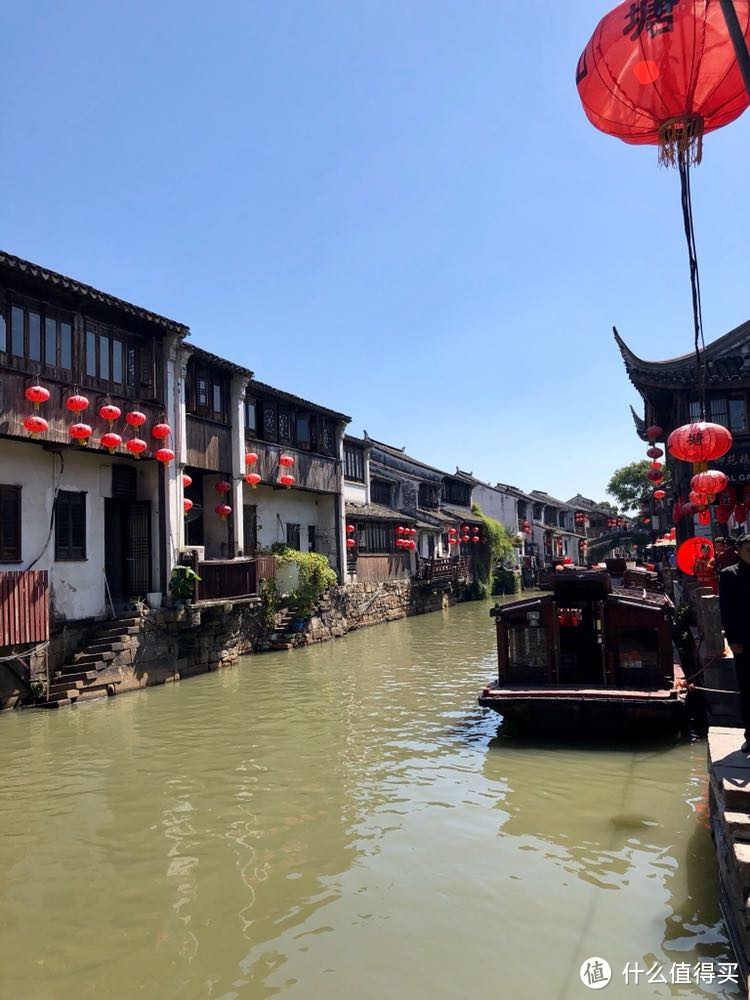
left=344, top=446, right=365, bottom=482
left=286, top=522, right=301, bottom=550
left=0, top=484, right=22, bottom=563
left=186, top=364, right=229, bottom=423
left=0, top=295, right=75, bottom=381
left=371, top=479, right=393, bottom=506
left=83, top=319, right=154, bottom=399
left=55, top=490, right=87, bottom=561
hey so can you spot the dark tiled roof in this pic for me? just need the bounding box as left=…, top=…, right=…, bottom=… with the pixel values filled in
left=248, top=380, right=350, bottom=422
left=567, top=494, right=615, bottom=517
left=441, top=504, right=483, bottom=525
left=345, top=502, right=415, bottom=523
left=344, top=434, right=370, bottom=448
left=614, top=322, right=750, bottom=388
left=529, top=490, right=573, bottom=510
left=0, top=250, right=189, bottom=335
left=364, top=436, right=449, bottom=478
left=190, top=345, right=253, bottom=377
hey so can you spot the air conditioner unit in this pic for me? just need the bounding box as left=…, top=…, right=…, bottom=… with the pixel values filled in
left=180, top=546, right=205, bottom=564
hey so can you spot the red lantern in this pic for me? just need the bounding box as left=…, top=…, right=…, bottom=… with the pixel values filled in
left=645, top=425, right=663, bottom=442
left=278, top=474, right=295, bottom=488
left=691, top=470, right=728, bottom=499
left=125, top=410, right=146, bottom=428
left=563, top=556, right=572, bottom=565
left=470, top=536, right=479, bottom=543
left=244, top=473, right=261, bottom=488
left=25, top=384, right=50, bottom=408
left=23, top=415, right=48, bottom=436
left=346, top=537, right=355, bottom=549
left=245, top=452, right=258, bottom=466
left=183, top=498, right=193, bottom=513
left=646, top=469, right=663, bottom=484
left=461, top=535, right=470, bottom=543
left=395, top=538, right=404, bottom=549
left=98, top=404, right=122, bottom=424
left=99, top=432, right=122, bottom=454
left=396, top=526, right=405, bottom=535
left=646, top=446, right=663, bottom=460
left=125, top=438, right=147, bottom=458
left=182, top=474, right=192, bottom=489
left=676, top=538, right=714, bottom=576
left=448, top=527, right=457, bottom=535
left=65, top=394, right=89, bottom=413
left=69, top=422, right=92, bottom=443
left=577, top=5, right=750, bottom=163
left=448, top=537, right=458, bottom=546
left=215, top=503, right=232, bottom=520
left=346, top=524, right=355, bottom=534
left=653, top=489, right=666, bottom=500
left=215, top=480, right=232, bottom=494
left=279, top=454, right=294, bottom=468
left=151, top=423, right=171, bottom=440
left=154, top=448, right=175, bottom=464
left=734, top=504, right=748, bottom=524
left=667, top=422, right=733, bottom=464
left=689, top=490, right=708, bottom=507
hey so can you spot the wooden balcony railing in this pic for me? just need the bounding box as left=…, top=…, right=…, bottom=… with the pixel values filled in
left=0, top=570, right=49, bottom=646
left=413, top=556, right=470, bottom=586
left=190, top=556, right=276, bottom=603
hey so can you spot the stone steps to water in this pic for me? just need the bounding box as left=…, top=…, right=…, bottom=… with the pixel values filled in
left=37, top=614, right=143, bottom=708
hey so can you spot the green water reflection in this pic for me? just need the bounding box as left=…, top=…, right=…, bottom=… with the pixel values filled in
left=0, top=597, right=738, bottom=999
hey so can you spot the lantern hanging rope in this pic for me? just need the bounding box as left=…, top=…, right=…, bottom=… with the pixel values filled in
left=577, top=1, right=750, bottom=420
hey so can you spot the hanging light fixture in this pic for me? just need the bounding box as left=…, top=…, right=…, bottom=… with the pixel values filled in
left=65, top=393, right=89, bottom=413
left=182, top=473, right=192, bottom=489
left=151, top=423, right=172, bottom=440
left=245, top=452, right=258, bottom=466
left=126, top=438, right=147, bottom=459
left=99, top=432, right=122, bottom=454
left=98, top=403, right=122, bottom=424
left=215, top=503, right=232, bottom=520
left=25, top=384, right=50, bottom=408
left=244, top=473, right=262, bottom=488
left=154, top=448, right=175, bottom=464
left=279, top=454, right=295, bottom=468
left=183, top=498, right=193, bottom=513
left=69, top=422, right=92, bottom=444
left=125, top=410, right=147, bottom=428
left=23, top=415, right=48, bottom=437
left=278, top=474, right=295, bottom=488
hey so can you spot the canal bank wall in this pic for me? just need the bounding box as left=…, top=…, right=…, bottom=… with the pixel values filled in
left=2, top=578, right=468, bottom=710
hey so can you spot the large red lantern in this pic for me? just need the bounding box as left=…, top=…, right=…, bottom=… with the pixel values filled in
left=691, top=470, right=728, bottom=500
left=646, top=468, right=663, bottom=484
left=676, top=537, right=714, bottom=575
left=65, top=394, right=89, bottom=413
left=653, top=489, right=666, bottom=500
left=279, top=454, right=294, bottom=468
left=448, top=537, right=458, bottom=546
left=346, top=524, right=355, bottom=534
left=125, top=410, right=146, bottom=428
left=151, top=423, right=171, bottom=440
left=244, top=473, right=261, bottom=488
left=126, top=438, right=147, bottom=458
left=667, top=422, right=733, bottom=464
left=183, top=498, right=193, bottom=513
left=69, top=422, right=92, bottom=443
left=245, top=452, right=258, bottom=466
left=98, top=404, right=122, bottom=424
left=577, top=3, right=750, bottom=164
left=23, top=415, right=48, bottom=436
left=689, top=490, right=708, bottom=507
left=346, top=537, right=355, bottom=549
left=25, top=384, right=50, bottom=408
left=99, top=432, right=122, bottom=454
left=278, top=474, right=295, bottom=488
left=215, top=480, right=232, bottom=494
left=154, top=448, right=175, bottom=464
left=645, top=425, right=663, bottom=441
left=215, top=503, right=232, bottom=520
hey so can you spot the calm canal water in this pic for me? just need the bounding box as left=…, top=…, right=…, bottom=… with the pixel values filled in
left=0, top=598, right=739, bottom=999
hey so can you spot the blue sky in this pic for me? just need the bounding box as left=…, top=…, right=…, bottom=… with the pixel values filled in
left=2, top=1, right=749, bottom=502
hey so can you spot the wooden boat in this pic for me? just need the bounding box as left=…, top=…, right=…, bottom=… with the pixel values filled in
left=478, top=569, right=687, bottom=738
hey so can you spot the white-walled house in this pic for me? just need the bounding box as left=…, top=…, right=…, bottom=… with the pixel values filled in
left=0, top=251, right=188, bottom=624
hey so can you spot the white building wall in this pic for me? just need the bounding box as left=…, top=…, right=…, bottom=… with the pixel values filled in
left=0, top=438, right=162, bottom=621
left=243, top=483, right=338, bottom=568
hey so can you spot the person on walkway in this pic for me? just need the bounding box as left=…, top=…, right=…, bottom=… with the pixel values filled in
left=693, top=543, right=717, bottom=593
left=713, top=536, right=739, bottom=572
left=718, top=533, right=750, bottom=752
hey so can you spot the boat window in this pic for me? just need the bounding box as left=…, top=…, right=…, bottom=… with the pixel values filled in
left=508, top=625, right=547, bottom=669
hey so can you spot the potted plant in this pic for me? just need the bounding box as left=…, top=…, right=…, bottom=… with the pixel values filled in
left=169, top=565, right=201, bottom=608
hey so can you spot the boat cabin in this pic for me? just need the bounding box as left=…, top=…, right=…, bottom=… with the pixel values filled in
left=490, top=570, right=674, bottom=691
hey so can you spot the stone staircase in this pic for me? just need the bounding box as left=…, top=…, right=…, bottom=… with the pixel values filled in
left=37, top=614, right=144, bottom=708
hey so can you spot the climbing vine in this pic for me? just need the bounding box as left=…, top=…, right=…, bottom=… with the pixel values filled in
left=272, top=547, right=338, bottom=617
left=471, top=504, right=519, bottom=598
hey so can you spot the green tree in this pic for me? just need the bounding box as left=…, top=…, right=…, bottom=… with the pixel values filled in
left=606, top=460, right=670, bottom=512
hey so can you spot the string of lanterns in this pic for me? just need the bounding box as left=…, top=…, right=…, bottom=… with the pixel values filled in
left=395, top=526, right=416, bottom=550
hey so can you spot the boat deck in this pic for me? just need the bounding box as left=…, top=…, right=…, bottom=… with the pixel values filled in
left=481, top=686, right=680, bottom=701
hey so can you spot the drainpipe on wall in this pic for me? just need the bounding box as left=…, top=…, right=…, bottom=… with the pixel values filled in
left=230, top=375, right=249, bottom=557
left=334, top=423, right=346, bottom=582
